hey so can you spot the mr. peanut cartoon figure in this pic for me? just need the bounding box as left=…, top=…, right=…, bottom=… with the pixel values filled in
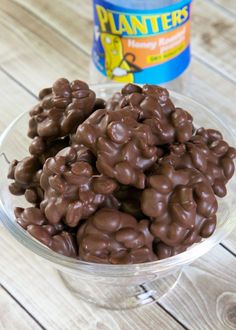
left=101, top=33, right=141, bottom=83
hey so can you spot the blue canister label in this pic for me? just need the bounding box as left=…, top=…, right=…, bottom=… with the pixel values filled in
left=92, top=0, right=192, bottom=84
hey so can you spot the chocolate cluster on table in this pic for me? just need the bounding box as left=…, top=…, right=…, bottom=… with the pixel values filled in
left=8, top=79, right=236, bottom=264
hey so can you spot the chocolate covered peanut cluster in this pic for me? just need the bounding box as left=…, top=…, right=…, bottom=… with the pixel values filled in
left=141, top=164, right=218, bottom=254
left=108, top=83, right=194, bottom=145
left=77, top=208, right=156, bottom=264
left=40, top=146, right=117, bottom=227
left=161, top=128, right=236, bottom=197
left=8, top=137, right=70, bottom=204
left=8, top=78, right=98, bottom=204
left=15, top=207, right=77, bottom=257
left=8, top=79, right=236, bottom=264
left=28, top=78, right=96, bottom=139
left=8, top=156, right=43, bottom=204
left=74, top=108, right=163, bottom=188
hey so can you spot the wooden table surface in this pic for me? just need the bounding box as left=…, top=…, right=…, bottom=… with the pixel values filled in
left=0, top=1, right=236, bottom=329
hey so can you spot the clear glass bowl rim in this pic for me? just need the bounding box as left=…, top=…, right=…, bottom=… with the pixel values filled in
left=0, top=84, right=236, bottom=276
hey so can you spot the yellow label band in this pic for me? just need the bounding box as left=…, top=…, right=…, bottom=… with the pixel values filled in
left=96, top=4, right=189, bottom=36
left=147, top=41, right=186, bottom=64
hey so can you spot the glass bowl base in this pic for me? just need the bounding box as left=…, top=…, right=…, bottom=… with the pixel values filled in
left=58, top=270, right=182, bottom=310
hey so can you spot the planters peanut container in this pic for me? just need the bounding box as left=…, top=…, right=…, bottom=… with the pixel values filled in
left=92, top=0, right=192, bottom=84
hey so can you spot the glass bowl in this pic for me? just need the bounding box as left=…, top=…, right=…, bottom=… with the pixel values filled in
left=0, top=84, right=236, bottom=310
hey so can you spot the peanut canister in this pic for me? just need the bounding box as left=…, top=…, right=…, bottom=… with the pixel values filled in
left=92, top=0, right=192, bottom=84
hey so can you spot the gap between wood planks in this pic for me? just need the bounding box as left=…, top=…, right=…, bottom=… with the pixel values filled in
left=192, top=0, right=236, bottom=85
left=10, top=0, right=89, bottom=57
left=220, top=243, right=236, bottom=257
left=0, top=6, right=85, bottom=71
left=0, top=284, right=46, bottom=330
left=191, top=52, right=236, bottom=86
left=0, top=67, right=37, bottom=100
left=207, top=0, right=236, bottom=18
left=140, top=285, right=190, bottom=330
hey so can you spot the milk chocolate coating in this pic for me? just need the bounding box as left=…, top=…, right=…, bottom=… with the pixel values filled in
left=40, top=146, right=118, bottom=227
left=8, top=156, right=43, bottom=203
left=9, top=77, right=97, bottom=203
left=106, top=92, right=123, bottom=111
left=8, top=80, right=236, bottom=264
left=14, top=206, right=47, bottom=229
left=15, top=207, right=77, bottom=257
left=74, top=108, right=163, bottom=188
left=28, top=224, right=77, bottom=258
left=29, top=136, right=69, bottom=161
left=113, top=84, right=194, bottom=145
left=28, top=78, right=96, bottom=139
left=77, top=208, right=157, bottom=264
left=114, top=186, right=144, bottom=219
left=93, top=98, right=106, bottom=111
left=8, top=137, right=69, bottom=204
left=161, top=128, right=236, bottom=197
left=141, top=163, right=218, bottom=248
left=153, top=241, right=190, bottom=259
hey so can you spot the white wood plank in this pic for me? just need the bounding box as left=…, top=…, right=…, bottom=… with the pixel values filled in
left=15, top=0, right=93, bottom=55
left=209, top=0, right=236, bottom=15
left=0, top=286, right=41, bottom=330
left=0, top=0, right=89, bottom=94
left=191, top=0, right=236, bottom=82
left=223, top=231, right=236, bottom=255
left=161, top=245, right=236, bottom=330
left=0, top=70, right=36, bottom=134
